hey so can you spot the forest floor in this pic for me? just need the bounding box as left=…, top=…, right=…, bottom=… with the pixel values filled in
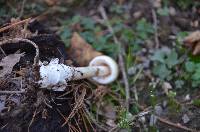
left=0, top=0, right=200, bottom=132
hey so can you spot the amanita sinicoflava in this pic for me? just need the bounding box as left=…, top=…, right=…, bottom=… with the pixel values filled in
left=39, top=55, right=118, bottom=89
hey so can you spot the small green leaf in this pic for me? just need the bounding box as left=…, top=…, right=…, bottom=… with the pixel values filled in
left=153, top=63, right=171, bottom=79
left=110, top=3, right=124, bottom=14
left=176, top=31, right=189, bottom=42
left=60, top=28, right=71, bottom=47
left=185, top=61, right=195, bottom=73
left=176, top=0, right=193, bottom=10
left=192, top=67, right=200, bottom=80
left=175, top=80, right=184, bottom=88
left=189, top=53, right=200, bottom=63
left=71, top=15, right=81, bottom=24
left=136, top=18, right=154, bottom=40
left=192, top=99, right=200, bottom=107
left=80, top=31, right=96, bottom=44
left=166, top=50, right=179, bottom=68
left=81, top=17, right=95, bottom=30
left=168, top=91, right=176, bottom=98
left=157, top=6, right=169, bottom=16
left=151, top=50, right=166, bottom=63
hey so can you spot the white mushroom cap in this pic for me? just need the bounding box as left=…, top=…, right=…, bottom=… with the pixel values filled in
left=89, top=55, right=119, bottom=84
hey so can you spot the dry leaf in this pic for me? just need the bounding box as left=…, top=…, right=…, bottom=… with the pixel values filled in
left=106, top=119, right=117, bottom=127
left=93, top=85, right=109, bottom=101
left=192, top=41, right=200, bottom=55
left=103, top=103, right=116, bottom=120
left=184, top=31, right=200, bottom=55
left=67, top=32, right=102, bottom=66
left=162, top=82, right=172, bottom=95
left=44, top=0, right=59, bottom=6
left=0, top=53, right=25, bottom=77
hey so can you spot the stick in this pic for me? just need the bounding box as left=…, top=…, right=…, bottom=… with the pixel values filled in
left=0, top=46, right=6, bottom=56
left=0, top=90, right=25, bottom=94
left=156, top=116, right=198, bottom=132
left=132, top=67, right=143, bottom=102
left=0, top=18, right=31, bottom=33
left=98, top=6, right=130, bottom=109
left=152, top=9, right=159, bottom=49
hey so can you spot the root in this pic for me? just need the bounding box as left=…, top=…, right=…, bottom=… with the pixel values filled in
left=61, top=88, right=86, bottom=127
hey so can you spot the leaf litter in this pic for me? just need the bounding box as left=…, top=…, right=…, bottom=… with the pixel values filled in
left=184, top=30, right=200, bottom=55
left=0, top=18, right=106, bottom=132
left=0, top=52, right=25, bottom=77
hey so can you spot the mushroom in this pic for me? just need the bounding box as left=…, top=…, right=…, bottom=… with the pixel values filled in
left=39, top=55, right=118, bottom=90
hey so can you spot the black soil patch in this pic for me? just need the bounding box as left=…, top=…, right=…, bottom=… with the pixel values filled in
left=0, top=20, right=89, bottom=132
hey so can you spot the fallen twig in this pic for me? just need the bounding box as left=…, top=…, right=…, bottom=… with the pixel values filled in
left=98, top=5, right=130, bottom=109
left=28, top=108, right=39, bottom=132
left=152, top=9, right=159, bottom=49
left=0, top=18, right=31, bottom=33
left=0, top=47, right=6, bottom=57
left=156, top=116, right=199, bottom=132
left=132, top=67, right=143, bottom=102
left=0, top=90, right=25, bottom=94
left=81, top=108, right=97, bottom=132
left=80, top=109, right=91, bottom=132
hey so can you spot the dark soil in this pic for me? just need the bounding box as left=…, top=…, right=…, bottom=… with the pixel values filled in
left=0, top=21, right=88, bottom=132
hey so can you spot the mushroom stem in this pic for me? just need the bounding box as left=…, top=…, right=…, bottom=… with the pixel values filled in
left=73, top=66, right=109, bottom=80
left=39, top=55, right=118, bottom=89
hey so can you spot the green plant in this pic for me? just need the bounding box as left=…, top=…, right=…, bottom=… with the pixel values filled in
left=110, top=3, right=124, bottom=14
left=175, top=0, right=193, bottom=10
left=184, top=61, right=200, bottom=87
left=0, top=1, right=18, bottom=25
left=151, top=49, right=179, bottom=80
left=167, top=91, right=181, bottom=113
left=175, top=31, right=189, bottom=51
left=151, top=46, right=200, bottom=88
left=59, top=15, right=119, bottom=57
left=119, top=18, right=154, bottom=55
left=157, top=0, right=169, bottom=16
left=192, top=99, right=200, bottom=107
left=136, top=18, right=154, bottom=40
left=157, top=6, right=169, bottom=16
left=59, top=28, right=72, bottom=47
left=117, top=108, right=133, bottom=131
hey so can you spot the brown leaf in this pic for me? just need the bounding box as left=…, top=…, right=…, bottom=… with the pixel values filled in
left=67, top=32, right=102, bottom=66
left=0, top=53, right=25, bottom=77
left=184, top=31, right=200, bottom=44
left=192, top=41, right=200, bottom=55
left=44, top=0, right=59, bottom=6
left=103, top=103, right=116, bottom=120
left=184, top=31, right=200, bottom=55
left=162, top=82, right=172, bottom=95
